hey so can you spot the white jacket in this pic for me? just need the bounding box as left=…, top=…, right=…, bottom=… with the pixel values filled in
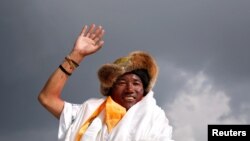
left=58, top=91, right=174, bottom=141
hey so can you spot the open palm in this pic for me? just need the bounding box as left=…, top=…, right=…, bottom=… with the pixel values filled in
left=73, top=24, right=105, bottom=56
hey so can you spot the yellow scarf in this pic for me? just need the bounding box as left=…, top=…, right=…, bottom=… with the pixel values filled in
left=76, top=96, right=126, bottom=141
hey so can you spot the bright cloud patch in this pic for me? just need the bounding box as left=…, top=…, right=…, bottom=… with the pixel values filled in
left=165, top=71, right=247, bottom=141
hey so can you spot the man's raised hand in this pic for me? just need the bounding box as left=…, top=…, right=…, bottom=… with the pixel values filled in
left=73, top=24, right=105, bottom=56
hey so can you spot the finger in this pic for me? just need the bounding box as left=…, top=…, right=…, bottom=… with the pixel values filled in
left=94, top=29, right=105, bottom=40
left=90, top=33, right=96, bottom=39
left=80, top=25, right=88, bottom=36
left=86, top=24, right=96, bottom=37
left=94, top=26, right=102, bottom=34
left=96, top=40, right=104, bottom=49
left=95, top=41, right=104, bottom=50
left=93, top=29, right=105, bottom=44
left=90, top=26, right=102, bottom=39
left=94, top=37, right=100, bottom=43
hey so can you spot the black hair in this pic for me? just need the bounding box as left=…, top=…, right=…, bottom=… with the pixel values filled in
left=130, top=69, right=150, bottom=95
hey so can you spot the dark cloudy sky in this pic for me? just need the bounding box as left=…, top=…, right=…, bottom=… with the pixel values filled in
left=1, top=0, right=250, bottom=141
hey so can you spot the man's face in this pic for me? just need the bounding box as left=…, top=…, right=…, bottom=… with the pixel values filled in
left=110, top=73, right=144, bottom=110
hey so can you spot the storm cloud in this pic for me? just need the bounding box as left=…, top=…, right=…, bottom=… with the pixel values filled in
left=1, top=0, right=249, bottom=140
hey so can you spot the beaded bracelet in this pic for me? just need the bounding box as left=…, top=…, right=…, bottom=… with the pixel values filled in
left=65, top=56, right=79, bottom=68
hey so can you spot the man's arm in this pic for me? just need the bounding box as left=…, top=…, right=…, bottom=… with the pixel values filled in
left=38, top=24, right=105, bottom=119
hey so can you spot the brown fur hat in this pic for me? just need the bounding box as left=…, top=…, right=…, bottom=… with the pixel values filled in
left=98, top=51, right=159, bottom=96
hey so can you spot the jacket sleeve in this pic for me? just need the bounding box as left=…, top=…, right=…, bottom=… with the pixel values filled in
left=58, top=101, right=81, bottom=140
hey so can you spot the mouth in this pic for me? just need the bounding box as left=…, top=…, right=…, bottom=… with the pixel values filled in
left=123, top=95, right=136, bottom=102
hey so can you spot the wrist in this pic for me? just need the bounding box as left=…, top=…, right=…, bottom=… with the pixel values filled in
left=69, top=50, right=85, bottom=64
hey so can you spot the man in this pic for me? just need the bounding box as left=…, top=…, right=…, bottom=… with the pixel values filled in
left=38, top=24, right=173, bottom=141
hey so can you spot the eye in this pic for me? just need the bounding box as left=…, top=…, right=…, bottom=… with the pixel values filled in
left=116, top=80, right=126, bottom=85
left=133, top=81, right=142, bottom=86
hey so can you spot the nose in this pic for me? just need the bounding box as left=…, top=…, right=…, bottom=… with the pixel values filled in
left=125, top=83, right=134, bottom=93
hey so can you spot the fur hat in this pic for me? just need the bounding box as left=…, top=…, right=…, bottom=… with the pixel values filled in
left=98, top=51, right=159, bottom=96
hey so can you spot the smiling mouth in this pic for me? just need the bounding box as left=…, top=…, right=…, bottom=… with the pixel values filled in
left=124, top=96, right=135, bottom=101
